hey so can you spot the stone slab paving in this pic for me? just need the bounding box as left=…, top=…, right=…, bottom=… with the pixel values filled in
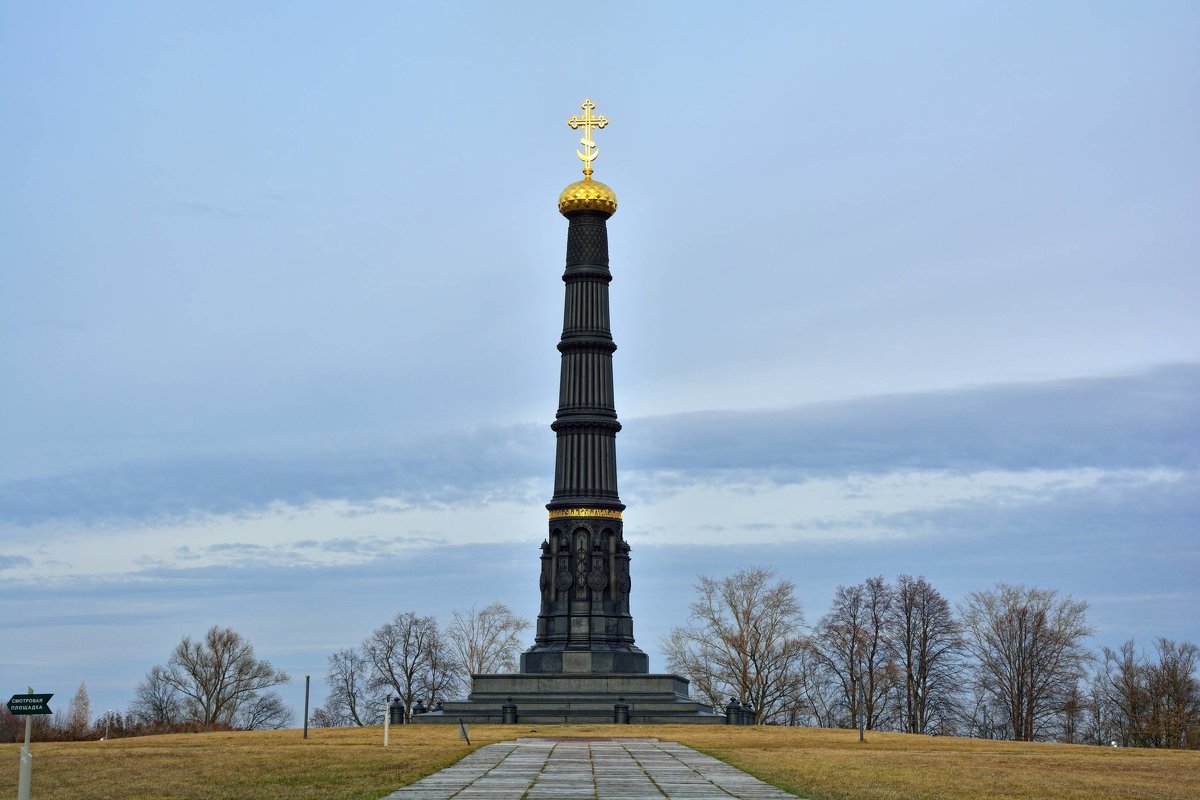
left=381, top=737, right=801, bottom=800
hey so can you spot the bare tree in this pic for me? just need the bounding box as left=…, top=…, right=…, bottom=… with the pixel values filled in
left=1083, top=671, right=1115, bottom=746
left=793, top=644, right=844, bottom=728
left=308, top=706, right=341, bottom=728
left=447, top=603, right=531, bottom=677
left=963, top=682, right=1007, bottom=739
left=131, top=665, right=185, bottom=728
left=67, top=682, right=90, bottom=739
left=888, top=575, right=965, bottom=734
left=362, top=612, right=457, bottom=718
left=234, top=690, right=294, bottom=730
left=1147, top=639, right=1200, bottom=749
left=1103, top=638, right=1200, bottom=748
left=661, top=567, right=806, bottom=723
left=960, top=583, right=1093, bottom=741
left=417, top=627, right=464, bottom=708
left=1103, top=640, right=1147, bottom=745
left=0, top=707, right=22, bottom=744
left=163, top=625, right=290, bottom=732
left=323, top=647, right=374, bottom=726
left=1060, top=681, right=1085, bottom=743
left=812, top=576, right=897, bottom=731
left=662, top=626, right=726, bottom=712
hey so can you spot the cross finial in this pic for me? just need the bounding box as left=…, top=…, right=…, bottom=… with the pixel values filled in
left=567, top=98, right=608, bottom=180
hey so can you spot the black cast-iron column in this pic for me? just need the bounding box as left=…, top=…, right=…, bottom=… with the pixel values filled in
left=520, top=203, right=649, bottom=675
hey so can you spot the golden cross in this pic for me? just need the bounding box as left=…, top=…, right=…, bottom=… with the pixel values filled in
left=567, top=98, right=608, bottom=179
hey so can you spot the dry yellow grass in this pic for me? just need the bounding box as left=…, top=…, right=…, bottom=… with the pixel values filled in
left=1, top=724, right=1196, bottom=799
left=0, top=725, right=475, bottom=800
left=666, top=725, right=1200, bottom=800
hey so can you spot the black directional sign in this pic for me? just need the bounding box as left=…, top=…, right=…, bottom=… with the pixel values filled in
left=7, top=693, right=53, bottom=716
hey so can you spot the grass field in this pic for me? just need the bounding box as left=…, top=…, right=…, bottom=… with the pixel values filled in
left=1, top=724, right=1197, bottom=800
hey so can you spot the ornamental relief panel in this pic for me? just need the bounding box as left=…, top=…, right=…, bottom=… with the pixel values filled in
left=587, top=569, right=608, bottom=592
left=555, top=570, right=574, bottom=592
left=542, top=522, right=627, bottom=603
left=574, top=529, right=589, bottom=599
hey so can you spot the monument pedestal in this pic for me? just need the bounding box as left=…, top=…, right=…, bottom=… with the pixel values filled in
left=411, top=673, right=725, bottom=725
left=520, top=644, right=649, bottom=674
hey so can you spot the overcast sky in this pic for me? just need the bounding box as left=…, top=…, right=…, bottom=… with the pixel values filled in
left=2, top=1, right=1197, bottom=721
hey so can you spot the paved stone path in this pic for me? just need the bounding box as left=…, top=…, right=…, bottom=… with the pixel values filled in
left=381, top=737, right=800, bottom=800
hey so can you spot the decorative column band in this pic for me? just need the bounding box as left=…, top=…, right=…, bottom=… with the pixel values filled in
left=557, top=338, right=616, bottom=353
left=565, top=212, right=610, bottom=266
left=548, top=508, right=624, bottom=520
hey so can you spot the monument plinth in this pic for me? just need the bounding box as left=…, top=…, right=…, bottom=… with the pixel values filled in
left=415, top=100, right=721, bottom=724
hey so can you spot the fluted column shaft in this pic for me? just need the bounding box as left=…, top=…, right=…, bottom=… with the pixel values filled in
left=549, top=210, right=623, bottom=508
left=521, top=207, right=648, bottom=675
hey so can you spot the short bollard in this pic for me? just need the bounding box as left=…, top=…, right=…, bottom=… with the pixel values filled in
left=614, top=697, right=630, bottom=724
left=501, top=697, right=518, bottom=724
left=389, top=697, right=405, bottom=726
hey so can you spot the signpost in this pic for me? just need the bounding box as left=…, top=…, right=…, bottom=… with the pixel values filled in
left=8, top=689, right=53, bottom=800
left=6, top=695, right=52, bottom=716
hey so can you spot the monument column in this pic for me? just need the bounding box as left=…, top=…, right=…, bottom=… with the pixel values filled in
left=414, top=100, right=722, bottom=723
left=521, top=99, right=648, bottom=675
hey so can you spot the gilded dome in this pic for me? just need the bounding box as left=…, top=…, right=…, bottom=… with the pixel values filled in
left=558, top=179, right=618, bottom=217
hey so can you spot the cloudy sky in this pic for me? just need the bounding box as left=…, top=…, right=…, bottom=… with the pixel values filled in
left=2, top=1, right=1197, bottom=720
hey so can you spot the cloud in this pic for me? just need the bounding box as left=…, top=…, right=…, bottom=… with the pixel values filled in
left=0, top=364, right=1194, bottom=530
left=0, top=554, right=33, bottom=571
left=1, top=497, right=537, bottom=581
left=5, top=463, right=1188, bottom=585
left=0, top=424, right=549, bottom=527
left=621, top=363, right=1199, bottom=477
left=628, top=466, right=1191, bottom=547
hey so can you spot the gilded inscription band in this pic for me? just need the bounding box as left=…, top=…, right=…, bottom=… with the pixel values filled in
left=547, top=508, right=623, bottom=521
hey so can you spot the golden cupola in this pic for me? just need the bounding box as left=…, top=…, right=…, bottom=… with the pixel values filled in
left=558, top=98, right=618, bottom=217
left=558, top=179, right=617, bottom=216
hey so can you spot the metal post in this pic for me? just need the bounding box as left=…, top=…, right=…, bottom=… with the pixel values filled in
left=384, top=701, right=390, bottom=748
left=303, top=676, right=310, bottom=739
left=858, top=684, right=866, bottom=742
left=17, top=686, right=33, bottom=800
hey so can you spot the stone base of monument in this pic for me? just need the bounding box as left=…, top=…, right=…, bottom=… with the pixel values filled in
left=520, top=645, right=650, bottom=674
left=409, top=673, right=726, bottom=725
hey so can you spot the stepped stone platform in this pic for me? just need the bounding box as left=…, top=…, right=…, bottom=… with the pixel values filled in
left=382, top=738, right=800, bottom=799
left=410, top=673, right=726, bottom=725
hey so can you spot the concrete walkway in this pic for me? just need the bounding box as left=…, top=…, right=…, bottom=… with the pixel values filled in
left=381, top=737, right=800, bottom=800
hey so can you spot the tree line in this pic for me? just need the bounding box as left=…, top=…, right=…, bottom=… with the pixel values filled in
left=127, top=605, right=529, bottom=734
left=662, top=567, right=1199, bottom=748
left=0, top=603, right=529, bottom=743
left=7, top=572, right=1193, bottom=749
